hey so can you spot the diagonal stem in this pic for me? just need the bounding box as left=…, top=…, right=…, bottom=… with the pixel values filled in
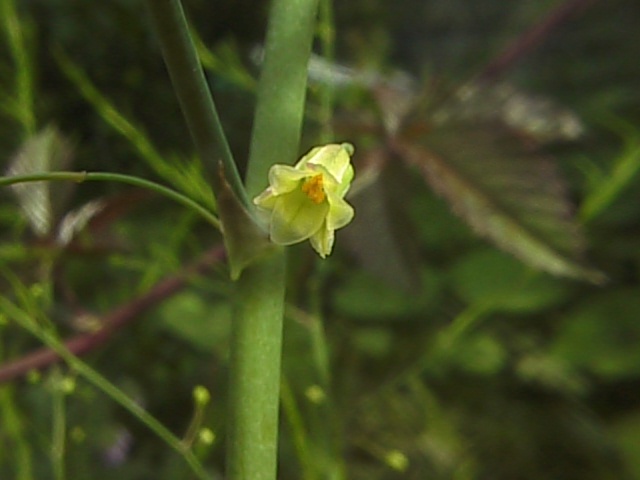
left=144, top=0, right=248, bottom=207
left=475, top=0, right=598, bottom=84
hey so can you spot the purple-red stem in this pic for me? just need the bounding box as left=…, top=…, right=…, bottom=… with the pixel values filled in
left=0, top=245, right=225, bottom=384
left=476, top=0, right=598, bottom=84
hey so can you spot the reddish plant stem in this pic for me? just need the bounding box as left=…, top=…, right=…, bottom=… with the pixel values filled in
left=0, top=245, right=225, bottom=384
left=476, top=0, right=598, bottom=84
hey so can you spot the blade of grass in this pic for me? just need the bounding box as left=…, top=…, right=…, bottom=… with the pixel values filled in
left=0, top=385, right=34, bottom=480
left=579, top=118, right=640, bottom=223
left=0, top=297, right=212, bottom=480
left=0, top=0, right=36, bottom=136
left=144, top=0, right=247, bottom=207
left=55, top=50, right=216, bottom=211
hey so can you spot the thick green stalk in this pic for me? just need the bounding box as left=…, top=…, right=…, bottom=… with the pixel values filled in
left=244, top=0, right=320, bottom=198
left=227, top=253, right=286, bottom=480
left=228, top=0, right=318, bottom=479
left=144, top=0, right=247, bottom=206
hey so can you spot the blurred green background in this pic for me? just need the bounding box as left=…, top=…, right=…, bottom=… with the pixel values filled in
left=1, top=0, right=640, bottom=478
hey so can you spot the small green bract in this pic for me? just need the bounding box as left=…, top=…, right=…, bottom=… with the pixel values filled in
left=253, top=143, right=355, bottom=258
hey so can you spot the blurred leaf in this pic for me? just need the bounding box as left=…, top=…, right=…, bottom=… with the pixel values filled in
left=579, top=118, right=640, bottom=223
left=55, top=49, right=216, bottom=211
left=430, top=82, right=585, bottom=144
left=445, top=333, right=506, bottom=376
left=397, top=123, right=604, bottom=283
left=343, top=154, right=423, bottom=292
left=194, top=35, right=256, bottom=92
left=0, top=0, right=36, bottom=135
left=449, top=247, right=571, bottom=312
left=351, top=327, right=395, bottom=358
left=515, top=352, right=587, bottom=395
left=159, top=292, right=230, bottom=354
left=332, top=268, right=440, bottom=321
left=610, top=412, right=640, bottom=479
left=408, top=188, right=475, bottom=252
left=5, top=126, right=74, bottom=236
left=551, top=288, right=640, bottom=379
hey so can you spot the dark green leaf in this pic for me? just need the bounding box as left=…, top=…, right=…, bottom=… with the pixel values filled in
left=397, top=123, right=604, bottom=283
left=449, top=247, right=572, bottom=312
left=551, top=288, right=640, bottom=379
left=343, top=153, right=423, bottom=292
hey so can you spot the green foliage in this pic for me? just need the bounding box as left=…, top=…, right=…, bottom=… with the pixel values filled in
left=449, top=247, right=571, bottom=313
left=400, top=124, right=604, bottom=283
left=1, top=0, right=640, bottom=479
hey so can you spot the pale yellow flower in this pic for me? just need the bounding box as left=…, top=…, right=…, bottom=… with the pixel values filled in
left=253, top=143, right=355, bottom=258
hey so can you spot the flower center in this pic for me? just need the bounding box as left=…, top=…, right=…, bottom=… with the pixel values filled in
left=301, top=174, right=326, bottom=204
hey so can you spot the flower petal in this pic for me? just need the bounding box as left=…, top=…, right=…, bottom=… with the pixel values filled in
left=268, top=165, right=311, bottom=194
left=270, top=188, right=329, bottom=245
left=326, top=196, right=355, bottom=230
left=309, top=223, right=334, bottom=258
left=253, top=188, right=277, bottom=209
left=299, top=143, right=354, bottom=183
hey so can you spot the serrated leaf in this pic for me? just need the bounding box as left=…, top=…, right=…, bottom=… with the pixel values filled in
left=397, top=123, right=604, bottom=283
left=430, top=82, right=584, bottom=144
left=449, top=247, right=571, bottom=312
left=159, top=292, right=231, bottom=353
left=5, top=126, right=75, bottom=236
left=343, top=150, right=422, bottom=291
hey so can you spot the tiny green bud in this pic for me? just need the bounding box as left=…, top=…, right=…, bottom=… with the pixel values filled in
left=60, top=376, right=76, bottom=394
left=384, top=450, right=409, bottom=472
left=304, top=384, right=326, bottom=404
left=198, top=427, right=216, bottom=445
left=193, top=385, right=211, bottom=406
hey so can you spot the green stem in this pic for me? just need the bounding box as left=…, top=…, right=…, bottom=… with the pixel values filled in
left=0, top=297, right=211, bottom=480
left=227, top=253, right=286, bottom=480
left=317, top=0, right=337, bottom=143
left=226, top=0, right=318, bottom=479
left=0, top=171, right=220, bottom=230
left=51, top=367, right=66, bottom=480
left=244, top=0, right=320, bottom=198
left=144, top=0, right=247, bottom=207
left=0, top=387, right=33, bottom=480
